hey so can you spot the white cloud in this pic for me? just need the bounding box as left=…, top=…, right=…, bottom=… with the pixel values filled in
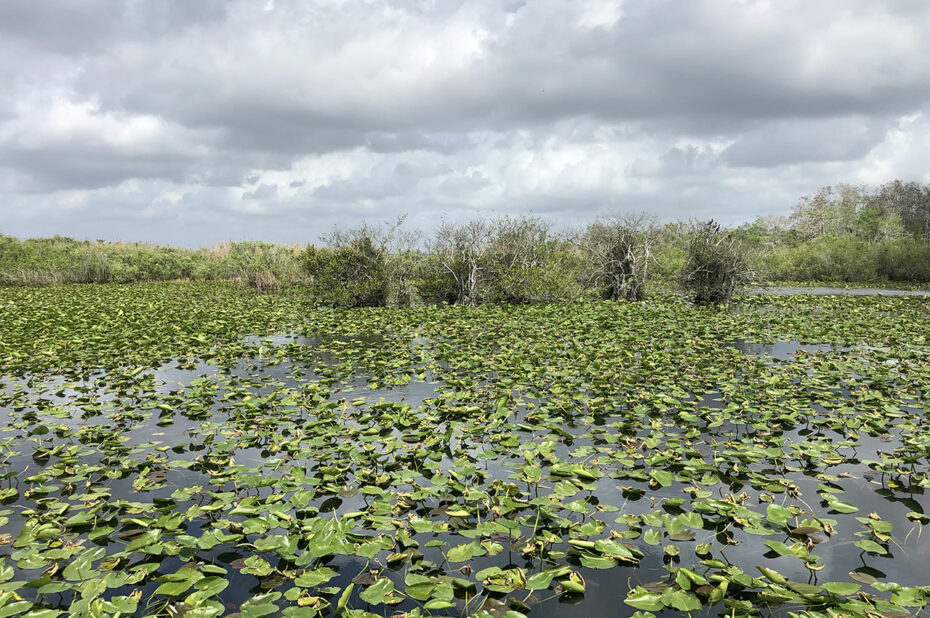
left=1, top=0, right=929, bottom=245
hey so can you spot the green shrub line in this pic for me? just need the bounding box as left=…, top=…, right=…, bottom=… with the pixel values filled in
left=0, top=236, right=303, bottom=286
left=3, top=180, right=929, bottom=303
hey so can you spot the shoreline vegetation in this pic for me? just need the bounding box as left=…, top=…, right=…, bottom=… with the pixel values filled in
left=2, top=181, right=929, bottom=302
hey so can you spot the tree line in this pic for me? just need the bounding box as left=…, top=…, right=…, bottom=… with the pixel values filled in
left=2, top=179, right=928, bottom=304
left=745, top=180, right=930, bottom=282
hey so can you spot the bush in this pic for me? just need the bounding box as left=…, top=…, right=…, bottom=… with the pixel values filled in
left=875, top=239, right=930, bottom=281
left=335, top=236, right=389, bottom=307
left=301, top=234, right=388, bottom=307
left=762, top=236, right=878, bottom=282
left=422, top=217, right=581, bottom=305
left=415, top=253, right=460, bottom=305
left=680, top=221, right=753, bottom=304
left=387, top=249, right=424, bottom=307
left=579, top=215, right=655, bottom=301
left=424, top=220, right=490, bottom=305
left=485, top=216, right=581, bottom=303
left=0, top=234, right=268, bottom=285
left=230, top=242, right=302, bottom=292
left=241, top=266, right=283, bottom=292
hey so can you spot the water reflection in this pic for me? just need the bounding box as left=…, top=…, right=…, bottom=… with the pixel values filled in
left=749, top=286, right=930, bottom=297
left=731, top=339, right=837, bottom=360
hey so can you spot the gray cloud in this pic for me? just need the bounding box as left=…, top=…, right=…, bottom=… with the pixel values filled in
left=722, top=117, right=893, bottom=168
left=1, top=0, right=930, bottom=245
left=242, top=183, right=278, bottom=200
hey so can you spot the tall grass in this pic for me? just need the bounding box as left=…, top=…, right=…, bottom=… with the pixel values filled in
left=0, top=235, right=305, bottom=288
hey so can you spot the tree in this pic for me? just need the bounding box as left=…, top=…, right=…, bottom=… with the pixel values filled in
left=426, top=219, right=491, bottom=305
left=579, top=214, right=655, bottom=301
left=484, top=216, right=574, bottom=303
left=789, top=184, right=864, bottom=240
left=680, top=221, right=753, bottom=304
left=301, top=225, right=389, bottom=307
left=872, top=180, right=930, bottom=244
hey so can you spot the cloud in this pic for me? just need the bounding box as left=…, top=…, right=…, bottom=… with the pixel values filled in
left=1, top=0, right=930, bottom=245
left=0, top=98, right=214, bottom=191
left=721, top=117, right=892, bottom=167
left=242, top=183, right=278, bottom=200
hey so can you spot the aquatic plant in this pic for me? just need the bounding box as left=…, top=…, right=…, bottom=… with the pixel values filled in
left=0, top=282, right=928, bottom=617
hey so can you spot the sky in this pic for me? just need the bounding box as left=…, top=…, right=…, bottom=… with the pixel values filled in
left=2, top=0, right=930, bottom=247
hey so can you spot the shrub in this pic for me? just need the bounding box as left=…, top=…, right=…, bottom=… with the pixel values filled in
left=242, top=266, right=283, bottom=293
left=334, top=236, right=389, bottom=307
left=875, top=239, right=930, bottom=281
left=0, top=234, right=271, bottom=285
left=387, top=249, right=424, bottom=307
left=422, top=217, right=581, bottom=305
left=579, top=215, right=655, bottom=301
left=415, top=253, right=460, bottom=305
left=680, top=221, right=753, bottom=304
left=762, top=236, right=879, bottom=282
left=425, top=219, right=491, bottom=305
left=230, top=242, right=302, bottom=292
left=483, top=216, right=579, bottom=303
left=301, top=233, right=388, bottom=307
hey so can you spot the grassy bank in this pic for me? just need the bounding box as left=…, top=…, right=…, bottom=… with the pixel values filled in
left=3, top=227, right=928, bottom=298
left=0, top=235, right=303, bottom=286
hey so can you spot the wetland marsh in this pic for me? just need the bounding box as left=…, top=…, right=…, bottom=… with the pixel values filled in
left=0, top=283, right=928, bottom=618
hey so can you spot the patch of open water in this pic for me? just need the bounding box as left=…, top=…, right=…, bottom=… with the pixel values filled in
left=749, top=286, right=930, bottom=297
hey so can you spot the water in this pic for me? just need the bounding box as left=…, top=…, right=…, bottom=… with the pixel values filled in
left=731, top=339, right=837, bottom=361
left=2, top=324, right=929, bottom=617
left=749, top=286, right=930, bottom=297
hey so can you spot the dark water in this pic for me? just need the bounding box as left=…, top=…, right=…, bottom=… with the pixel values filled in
left=1, top=332, right=928, bottom=617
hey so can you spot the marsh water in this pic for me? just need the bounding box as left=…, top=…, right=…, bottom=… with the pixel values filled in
left=2, top=341, right=928, bottom=616
left=750, top=286, right=930, bottom=297
left=1, top=285, right=929, bottom=617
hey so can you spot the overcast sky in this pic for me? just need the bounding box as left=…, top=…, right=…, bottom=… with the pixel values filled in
left=2, top=0, right=929, bottom=246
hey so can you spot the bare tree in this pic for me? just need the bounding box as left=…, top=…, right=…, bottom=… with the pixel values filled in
left=428, top=219, right=491, bottom=305
left=579, top=214, right=655, bottom=301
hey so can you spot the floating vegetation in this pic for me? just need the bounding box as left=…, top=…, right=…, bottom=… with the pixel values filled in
left=0, top=282, right=929, bottom=617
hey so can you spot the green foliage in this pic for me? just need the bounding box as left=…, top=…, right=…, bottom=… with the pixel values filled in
left=421, top=216, right=581, bottom=305
left=3, top=179, right=930, bottom=297
left=762, top=235, right=930, bottom=283
left=229, top=242, right=304, bottom=292
left=424, top=219, right=491, bottom=305
left=873, top=179, right=930, bottom=243
left=414, top=252, right=460, bottom=305
left=766, top=236, right=875, bottom=282
left=483, top=216, right=580, bottom=303
left=386, top=249, right=425, bottom=307
left=0, top=235, right=304, bottom=287
left=875, top=239, right=930, bottom=281
left=301, top=236, right=388, bottom=307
